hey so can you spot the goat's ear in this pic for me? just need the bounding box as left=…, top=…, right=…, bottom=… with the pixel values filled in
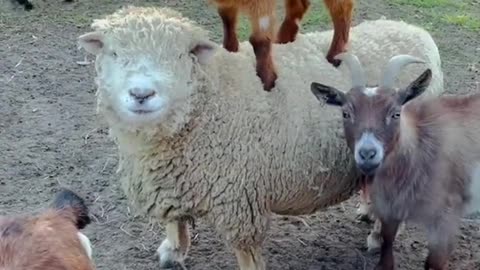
left=78, top=31, right=105, bottom=55
left=311, top=82, right=346, bottom=106
left=398, top=69, right=432, bottom=105
left=191, top=40, right=217, bottom=65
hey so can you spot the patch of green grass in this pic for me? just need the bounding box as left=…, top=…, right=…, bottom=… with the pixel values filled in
left=237, top=16, right=251, bottom=41
left=444, top=14, right=480, bottom=31
left=388, top=0, right=456, bottom=8
left=386, top=0, right=480, bottom=32
left=302, top=4, right=331, bottom=31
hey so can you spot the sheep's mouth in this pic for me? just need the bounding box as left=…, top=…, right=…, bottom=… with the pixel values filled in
left=130, top=109, right=155, bottom=114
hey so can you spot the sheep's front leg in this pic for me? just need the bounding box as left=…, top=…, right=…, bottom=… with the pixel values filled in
left=249, top=11, right=278, bottom=91
left=234, top=246, right=266, bottom=270
left=277, top=0, right=311, bottom=43
left=323, top=0, right=354, bottom=67
left=157, top=220, right=191, bottom=268
left=218, top=5, right=239, bottom=52
left=375, top=219, right=401, bottom=270
left=357, top=179, right=375, bottom=222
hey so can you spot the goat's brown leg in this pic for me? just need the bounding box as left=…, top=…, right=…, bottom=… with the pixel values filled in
left=424, top=219, right=458, bottom=270
left=323, top=0, right=354, bottom=67
left=277, top=0, right=311, bottom=43
left=249, top=11, right=277, bottom=91
left=375, top=219, right=400, bottom=270
left=218, top=5, right=239, bottom=52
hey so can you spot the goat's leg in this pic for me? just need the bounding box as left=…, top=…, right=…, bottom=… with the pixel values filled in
left=277, top=0, right=311, bottom=43
left=424, top=219, right=458, bottom=270
left=157, top=220, right=191, bottom=269
left=234, top=246, right=266, bottom=270
left=218, top=5, right=239, bottom=52
left=367, top=219, right=406, bottom=253
left=249, top=10, right=278, bottom=91
left=375, top=219, right=401, bottom=270
left=323, top=0, right=354, bottom=67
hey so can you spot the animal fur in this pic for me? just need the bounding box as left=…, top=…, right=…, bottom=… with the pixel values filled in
left=78, top=6, right=443, bottom=269
left=0, top=189, right=94, bottom=270
left=211, top=0, right=355, bottom=90
left=311, top=52, right=480, bottom=269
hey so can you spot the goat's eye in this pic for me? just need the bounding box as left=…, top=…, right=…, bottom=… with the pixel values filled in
left=112, top=51, right=118, bottom=58
left=392, top=112, right=401, bottom=119
left=342, top=111, right=350, bottom=119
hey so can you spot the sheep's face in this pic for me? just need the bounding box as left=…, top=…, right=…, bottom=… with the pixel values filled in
left=78, top=28, right=216, bottom=128
left=310, top=69, right=432, bottom=176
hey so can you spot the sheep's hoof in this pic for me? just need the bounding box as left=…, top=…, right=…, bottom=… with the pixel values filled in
left=356, top=204, right=374, bottom=223
left=157, top=239, right=185, bottom=269
left=367, top=232, right=382, bottom=254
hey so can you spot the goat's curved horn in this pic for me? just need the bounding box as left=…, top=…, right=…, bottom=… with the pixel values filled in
left=380, top=55, right=426, bottom=88
left=334, top=52, right=366, bottom=88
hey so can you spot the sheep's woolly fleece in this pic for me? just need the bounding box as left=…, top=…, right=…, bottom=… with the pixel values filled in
left=90, top=6, right=443, bottom=248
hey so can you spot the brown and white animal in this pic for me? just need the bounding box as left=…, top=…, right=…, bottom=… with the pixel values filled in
left=0, top=189, right=94, bottom=270
left=212, top=0, right=354, bottom=90
left=311, top=52, right=480, bottom=270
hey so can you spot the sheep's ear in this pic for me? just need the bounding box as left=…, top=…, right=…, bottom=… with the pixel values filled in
left=78, top=31, right=105, bottom=55
left=398, top=68, right=432, bottom=105
left=191, top=41, right=217, bottom=65
left=311, top=82, right=346, bottom=106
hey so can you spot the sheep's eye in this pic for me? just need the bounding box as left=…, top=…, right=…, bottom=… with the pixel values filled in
left=392, top=112, right=401, bottom=119
left=342, top=111, right=350, bottom=119
left=112, top=52, right=118, bottom=58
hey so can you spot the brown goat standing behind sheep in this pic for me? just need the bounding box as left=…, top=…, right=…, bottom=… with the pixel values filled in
left=0, top=189, right=94, bottom=270
left=310, top=52, right=480, bottom=270
left=211, top=0, right=354, bottom=91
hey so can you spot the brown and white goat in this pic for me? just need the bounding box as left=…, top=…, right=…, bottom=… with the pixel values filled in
left=0, top=189, right=94, bottom=270
left=310, top=52, right=480, bottom=270
left=212, top=0, right=354, bottom=91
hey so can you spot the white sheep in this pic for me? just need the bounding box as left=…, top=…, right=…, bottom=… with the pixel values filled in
left=78, top=6, right=444, bottom=269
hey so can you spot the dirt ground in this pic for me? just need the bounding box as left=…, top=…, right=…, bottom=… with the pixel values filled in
left=0, top=0, right=479, bottom=269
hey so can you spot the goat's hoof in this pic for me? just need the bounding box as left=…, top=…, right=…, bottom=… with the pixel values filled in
left=326, top=49, right=345, bottom=68
left=257, top=70, right=277, bottom=91
left=157, top=239, right=185, bottom=269
left=276, top=20, right=299, bottom=44
left=328, top=57, right=342, bottom=68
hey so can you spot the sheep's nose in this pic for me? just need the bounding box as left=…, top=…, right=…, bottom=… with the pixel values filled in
left=359, top=148, right=377, bottom=161
left=129, top=88, right=155, bottom=104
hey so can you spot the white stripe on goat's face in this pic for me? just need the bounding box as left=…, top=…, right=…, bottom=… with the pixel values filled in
left=354, top=132, right=385, bottom=175
left=77, top=232, right=93, bottom=260
left=363, top=87, right=378, bottom=97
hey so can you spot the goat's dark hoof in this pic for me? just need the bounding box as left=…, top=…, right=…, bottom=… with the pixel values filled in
left=328, top=57, right=342, bottom=68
